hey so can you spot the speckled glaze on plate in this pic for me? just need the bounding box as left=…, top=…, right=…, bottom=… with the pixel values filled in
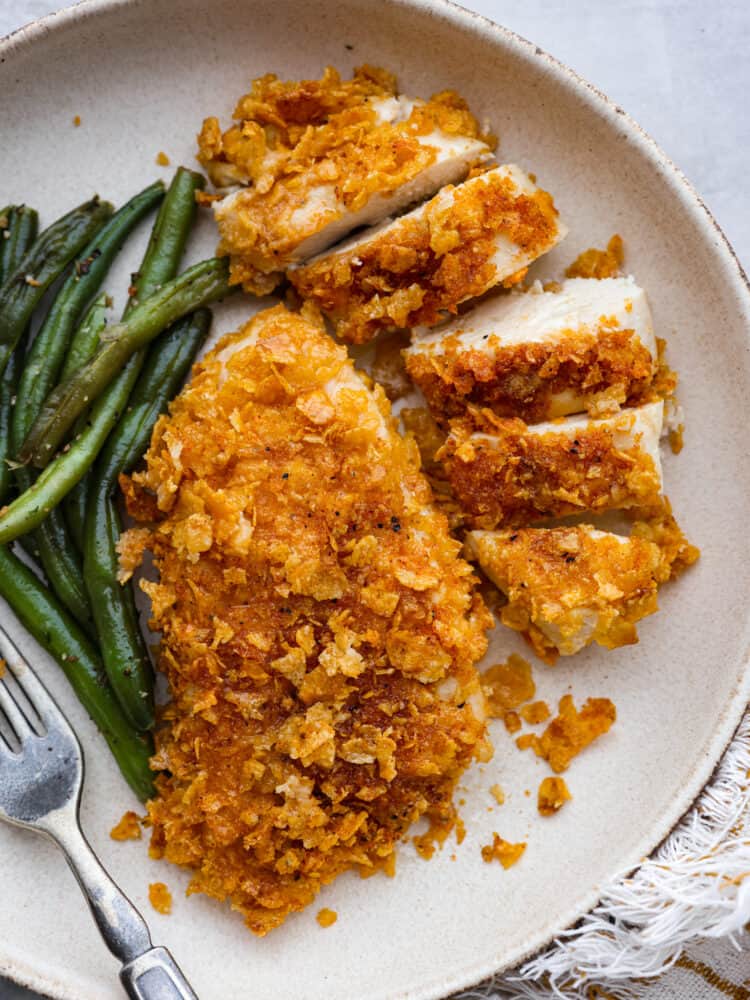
left=1, top=2, right=749, bottom=998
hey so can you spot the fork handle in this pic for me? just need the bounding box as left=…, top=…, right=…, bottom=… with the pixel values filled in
left=120, top=946, right=198, bottom=1000
left=49, top=815, right=198, bottom=997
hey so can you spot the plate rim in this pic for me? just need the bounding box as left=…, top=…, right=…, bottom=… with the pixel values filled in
left=1, top=1, right=750, bottom=997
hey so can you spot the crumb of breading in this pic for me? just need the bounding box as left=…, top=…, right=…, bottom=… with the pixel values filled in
left=156, top=151, right=171, bottom=166
left=110, top=811, right=142, bottom=841
left=73, top=115, right=81, bottom=127
left=480, top=833, right=525, bottom=868
left=538, top=776, right=571, bottom=816
left=480, top=653, right=535, bottom=718
left=517, top=695, right=616, bottom=773
left=489, top=784, right=505, bottom=806
left=316, top=907, right=338, bottom=927
left=148, top=882, right=172, bottom=914
left=565, top=234, right=624, bottom=279
left=520, top=701, right=551, bottom=725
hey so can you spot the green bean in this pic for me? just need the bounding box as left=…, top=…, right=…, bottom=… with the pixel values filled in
left=11, top=183, right=164, bottom=445
left=0, top=350, right=150, bottom=543
left=8, top=189, right=164, bottom=630
left=0, top=197, right=113, bottom=377
left=60, top=291, right=110, bottom=381
left=0, top=545, right=154, bottom=801
left=62, top=294, right=110, bottom=550
left=99, top=309, right=211, bottom=480
left=79, top=169, right=207, bottom=730
left=0, top=205, right=39, bottom=280
left=21, top=256, right=231, bottom=467
left=125, top=167, right=205, bottom=307
left=0, top=206, right=39, bottom=504
left=84, top=310, right=210, bottom=730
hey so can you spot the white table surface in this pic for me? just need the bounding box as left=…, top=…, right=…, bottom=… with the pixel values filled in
left=0, top=1, right=748, bottom=998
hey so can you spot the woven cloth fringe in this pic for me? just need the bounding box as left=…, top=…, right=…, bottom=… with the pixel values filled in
left=455, top=709, right=750, bottom=999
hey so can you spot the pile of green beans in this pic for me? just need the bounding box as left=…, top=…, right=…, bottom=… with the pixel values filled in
left=0, top=168, right=226, bottom=799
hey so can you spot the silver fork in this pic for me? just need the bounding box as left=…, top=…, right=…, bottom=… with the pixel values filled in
left=0, top=624, right=199, bottom=1000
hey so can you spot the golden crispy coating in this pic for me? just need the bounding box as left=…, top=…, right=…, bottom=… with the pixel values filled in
left=466, top=526, right=673, bottom=661
left=439, top=405, right=663, bottom=530
left=289, top=166, right=564, bottom=344
left=123, top=304, right=492, bottom=935
left=198, top=65, right=491, bottom=294
left=405, top=320, right=656, bottom=425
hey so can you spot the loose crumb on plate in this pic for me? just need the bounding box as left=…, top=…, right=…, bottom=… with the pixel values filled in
left=148, top=882, right=172, bottom=915
left=110, top=811, right=142, bottom=841
left=73, top=115, right=81, bottom=127
left=316, top=908, right=338, bottom=928
left=516, top=694, right=616, bottom=773
left=156, top=151, right=171, bottom=166
left=538, top=776, right=572, bottom=816
left=480, top=833, right=526, bottom=869
left=565, top=234, right=624, bottom=279
left=669, top=424, right=684, bottom=454
left=489, top=784, right=505, bottom=806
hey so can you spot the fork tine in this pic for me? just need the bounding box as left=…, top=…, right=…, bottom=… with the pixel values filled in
left=0, top=625, right=55, bottom=726
left=0, top=675, right=35, bottom=744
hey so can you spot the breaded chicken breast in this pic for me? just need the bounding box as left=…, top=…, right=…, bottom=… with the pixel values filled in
left=404, top=277, right=658, bottom=423
left=121, top=305, right=492, bottom=935
left=289, top=164, right=566, bottom=344
left=198, top=65, right=492, bottom=294
left=440, top=401, right=664, bottom=530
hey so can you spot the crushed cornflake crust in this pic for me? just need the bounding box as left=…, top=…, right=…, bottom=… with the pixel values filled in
left=517, top=695, right=616, bottom=772
left=565, top=234, right=624, bottom=279
left=148, top=882, right=172, bottom=915
left=466, top=525, right=683, bottom=661
left=480, top=833, right=526, bottom=868
left=290, top=164, right=565, bottom=344
left=198, top=65, right=492, bottom=294
left=440, top=402, right=664, bottom=530
left=404, top=276, right=659, bottom=425
left=537, top=776, right=572, bottom=816
left=122, top=304, right=492, bottom=935
left=110, top=811, right=143, bottom=841
left=316, top=907, right=338, bottom=927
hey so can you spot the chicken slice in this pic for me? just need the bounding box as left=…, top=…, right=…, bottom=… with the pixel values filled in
left=289, top=164, right=566, bottom=344
left=465, top=526, right=670, bottom=661
left=199, top=65, right=492, bottom=294
left=122, top=304, right=492, bottom=935
left=440, top=401, right=664, bottom=529
left=404, top=276, right=657, bottom=423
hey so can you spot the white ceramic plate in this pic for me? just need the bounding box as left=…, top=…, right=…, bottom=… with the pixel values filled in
left=1, top=2, right=749, bottom=998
